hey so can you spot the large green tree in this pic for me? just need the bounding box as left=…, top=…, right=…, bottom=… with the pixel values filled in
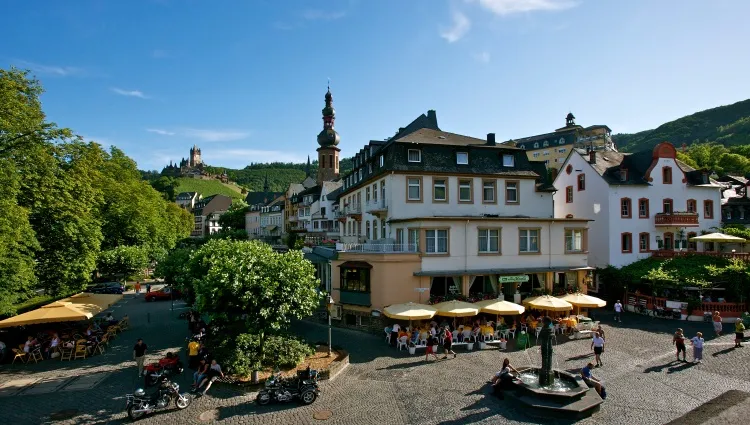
left=186, top=239, right=321, bottom=363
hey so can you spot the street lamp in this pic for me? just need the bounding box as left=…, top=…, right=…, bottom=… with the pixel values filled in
left=326, top=295, right=335, bottom=357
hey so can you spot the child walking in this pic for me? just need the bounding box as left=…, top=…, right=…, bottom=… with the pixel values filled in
left=690, top=332, right=704, bottom=363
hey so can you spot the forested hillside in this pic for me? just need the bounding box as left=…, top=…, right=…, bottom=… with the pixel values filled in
left=614, top=99, right=750, bottom=152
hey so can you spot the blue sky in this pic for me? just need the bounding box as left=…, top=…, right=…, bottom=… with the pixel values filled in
left=3, top=0, right=750, bottom=170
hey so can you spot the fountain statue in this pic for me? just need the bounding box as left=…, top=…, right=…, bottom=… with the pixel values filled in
left=538, top=316, right=555, bottom=387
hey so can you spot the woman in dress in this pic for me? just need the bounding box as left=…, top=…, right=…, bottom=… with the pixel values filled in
left=735, top=318, right=745, bottom=348
left=712, top=311, right=723, bottom=336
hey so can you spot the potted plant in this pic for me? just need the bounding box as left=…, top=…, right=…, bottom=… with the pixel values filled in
left=466, top=340, right=474, bottom=351
left=479, top=339, right=487, bottom=350
left=498, top=337, right=507, bottom=350
left=407, top=341, right=416, bottom=355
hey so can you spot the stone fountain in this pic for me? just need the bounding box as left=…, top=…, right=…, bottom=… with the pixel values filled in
left=505, top=316, right=603, bottom=419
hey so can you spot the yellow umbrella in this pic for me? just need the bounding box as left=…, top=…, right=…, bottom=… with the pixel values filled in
left=432, top=300, right=479, bottom=318
left=474, top=299, right=525, bottom=315
left=558, top=292, right=606, bottom=316
left=64, top=293, right=123, bottom=310
left=383, top=302, right=437, bottom=321
left=0, top=301, right=95, bottom=328
left=522, top=295, right=573, bottom=312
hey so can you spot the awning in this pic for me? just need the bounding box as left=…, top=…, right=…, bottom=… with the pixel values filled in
left=338, top=261, right=373, bottom=269
left=414, top=266, right=588, bottom=277
left=0, top=292, right=122, bottom=329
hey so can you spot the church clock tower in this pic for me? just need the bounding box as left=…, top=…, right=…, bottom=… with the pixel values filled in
left=316, top=86, right=340, bottom=185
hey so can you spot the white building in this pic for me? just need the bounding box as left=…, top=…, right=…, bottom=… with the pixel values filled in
left=553, top=142, right=722, bottom=269
left=260, top=195, right=285, bottom=242
left=330, top=117, right=593, bottom=319
left=290, top=181, right=342, bottom=241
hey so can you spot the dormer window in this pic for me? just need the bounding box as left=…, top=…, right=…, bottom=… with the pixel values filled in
left=701, top=172, right=708, bottom=184
left=533, top=142, right=539, bottom=149
left=407, top=149, right=421, bottom=163
left=542, top=140, right=549, bottom=147
left=502, top=154, right=515, bottom=167
left=620, top=169, right=628, bottom=182
left=456, top=152, right=469, bottom=165
left=379, top=155, right=384, bottom=167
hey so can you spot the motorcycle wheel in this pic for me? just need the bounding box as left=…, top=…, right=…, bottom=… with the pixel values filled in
left=256, top=392, right=271, bottom=405
left=175, top=393, right=192, bottom=409
left=299, top=390, right=317, bottom=405
left=127, top=404, right=146, bottom=421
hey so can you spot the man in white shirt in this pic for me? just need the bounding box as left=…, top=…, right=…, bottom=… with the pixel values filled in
left=614, top=300, right=623, bottom=322
left=390, top=323, right=400, bottom=347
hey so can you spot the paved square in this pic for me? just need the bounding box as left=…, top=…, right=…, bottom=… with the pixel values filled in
left=1, top=294, right=748, bottom=424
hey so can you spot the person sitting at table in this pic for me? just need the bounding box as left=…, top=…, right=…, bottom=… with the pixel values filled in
left=472, top=324, right=482, bottom=342
left=497, top=317, right=505, bottom=326
left=410, top=328, right=420, bottom=344
left=398, top=328, right=408, bottom=340
left=462, top=327, right=472, bottom=343
left=23, top=336, right=38, bottom=353
left=46, top=333, right=61, bottom=358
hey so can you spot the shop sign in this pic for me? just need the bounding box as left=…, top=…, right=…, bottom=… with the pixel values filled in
left=498, top=275, right=529, bottom=283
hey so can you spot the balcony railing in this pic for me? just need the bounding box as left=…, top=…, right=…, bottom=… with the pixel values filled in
left=336, top=243, right=419, bottom=253
left=654, top=212, right=699, bottom=226
left=345, top=205, right=361, bottom=215
left=340, top=291, right=371, bottom=306
left=651, top=250, right=750, bottom=261
left=365, top=199, right=388, bottom=213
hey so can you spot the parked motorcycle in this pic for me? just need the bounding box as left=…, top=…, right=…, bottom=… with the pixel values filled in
left=125, top=377, right=192, bottom=420
left=143, top=353, right=183, bottom=387
left=256, top=366, right=321, bottom=406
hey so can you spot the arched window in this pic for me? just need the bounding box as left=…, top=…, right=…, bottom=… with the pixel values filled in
left=559, top=138, right=565, bottom=144
left=533, top=142, right=539, bottom=149
left=373, top=219, right=379, bottom=239
left=542, top=140, right=549, bottom=147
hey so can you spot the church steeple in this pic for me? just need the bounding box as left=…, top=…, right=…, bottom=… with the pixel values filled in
left=263, top=173, right=269, bottom=192
left=306, top=155, right=311, bottom=177
left=315, top=84, right=341, bottom=185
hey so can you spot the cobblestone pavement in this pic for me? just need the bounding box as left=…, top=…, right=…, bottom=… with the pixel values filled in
left=1, top=302, right=749, bottom=425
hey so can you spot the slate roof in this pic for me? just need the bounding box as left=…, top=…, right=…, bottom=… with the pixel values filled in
left=395, top=128, right=519, bottom=149
left=528, top=161, right=556, bottom=192
left=576, top=148, right=720, bottom=187
left=391, top=110, right=440, bottom=140
left=506, top=128, right=578, bottom=150
left=194, top=194, right=232, bottom=216
left=245, top=191, right=283, bottom=206
left=176, top=191, right=197, bottom=199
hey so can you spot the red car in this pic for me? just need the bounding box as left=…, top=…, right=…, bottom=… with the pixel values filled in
left=144, top=286, right=181, bottom=302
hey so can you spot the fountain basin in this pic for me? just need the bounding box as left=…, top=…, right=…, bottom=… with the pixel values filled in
left=506, top=367, right=603, bottom=419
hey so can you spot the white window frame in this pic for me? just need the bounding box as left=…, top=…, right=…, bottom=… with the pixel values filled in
left=407, top=178, right=421, bottom=201
left=456, top=152, right=469, bottom=165
left=433, top=178, right=447, bottom=201
left=505, top=181, right=518, bottom=203
left=425, top=229, right=448, bottom=254
left=482, top=181, right=495, bottom=203
left=519, top=229, right=539, bottom=253
left=379, top=155, right=384, bottom=167
left=407, top=149, right=421, bottom=163
left=502, top=155, right=515, bottom=167
left=458, top=180, right=472, bottom=202
left=565, top=229, right=584, bottom=252
left=478, top=228, right=500, bottom=253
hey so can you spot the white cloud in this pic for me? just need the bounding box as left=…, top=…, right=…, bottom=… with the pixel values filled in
left=441, top=11, right=471, bottom=43
left=111, top=88, right=149, bottom=99
left=14, top=60, right=85, bottom=77
left=474, top=51, right=491, bottom=63
left=146, top=128, right=176, bottom=136
left=302, top=10, right=346, bottom=20
left=181, top=128, right=250, bottom=142
left=470, top=0, right=578, bottom=16
left=203, top=149, right=306, bottom=166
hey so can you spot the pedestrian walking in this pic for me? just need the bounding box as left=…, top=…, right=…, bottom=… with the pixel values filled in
left=134, top=281, right=141, bottom=294
left=614, top=300, right=623, bottom=322
left=424, top=334, right=439, bottom=362
left=133, top=338, right=148, bottom=376
left=673, top=328, right=687, bottom=362
left=712, top=311, right=723, bottom=336
left=690, top=332, right=704, bottom=363
left=390, top=323, right=400, bottom=347
left=735, top=318, right=745, bottom=348
left=591, top=332, right=605, bottom=367
left=441, top=326, right=456, bottom=359
left=146, top=283, right=151, bottom=293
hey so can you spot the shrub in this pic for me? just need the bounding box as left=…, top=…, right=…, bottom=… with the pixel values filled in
left=263, top=335, right=314, bottom=368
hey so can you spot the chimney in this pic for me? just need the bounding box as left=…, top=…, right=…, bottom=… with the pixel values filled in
left=486, top=133, right=496, bottom=146
left=589, top=151, right=597, bottom=164
left=427, top=110, right=438, bottom=128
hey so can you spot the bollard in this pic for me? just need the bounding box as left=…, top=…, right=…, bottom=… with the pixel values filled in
left=147, top=312, right=150, bottom=323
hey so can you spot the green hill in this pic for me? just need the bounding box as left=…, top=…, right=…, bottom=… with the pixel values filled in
left=614, top=98, right=750, bottom=152
left=204, top=158, right=353, bottom=192
left=174, top=177, right=245, bottom=201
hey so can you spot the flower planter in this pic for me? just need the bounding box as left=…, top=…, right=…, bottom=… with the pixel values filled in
left=479, top=342, right=487, bottom=350
left=408, top=346, right=416, bottom=355
left=466, top=342, right=474, bottom=351
left=499, top=341, right=507, bottom=350
left=433, top=345, right=439, bottom=354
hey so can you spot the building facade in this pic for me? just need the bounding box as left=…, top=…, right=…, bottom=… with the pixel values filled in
left=245, top=206, right=262, bottom=238
left=328, top=116, right=592, bottom=329
left=190, top=194, right=232, bottom=238
left=553, top=142, right=723, bottom=270
left=259, top=195, right=286, bottom=243
left=175, top=191, right=201, bottom=211
left=507, top=113, right=616, bottom=171
left=718, top=175, right=750, bottom=227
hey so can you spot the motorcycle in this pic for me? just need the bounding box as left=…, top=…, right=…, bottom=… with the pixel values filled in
left=143, top=354, right=183, bottom=387
left=256, top=366, right=321, bottom=406
left=125, top=377, right=192, bottom=421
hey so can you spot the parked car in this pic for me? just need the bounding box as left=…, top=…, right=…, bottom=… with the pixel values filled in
left=145, top=286, right=181, bottom=302
left=87, top=282, right=125, bottom=294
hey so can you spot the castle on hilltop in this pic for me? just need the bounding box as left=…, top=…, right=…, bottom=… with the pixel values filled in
left=161, top=144, right=208, bottom=178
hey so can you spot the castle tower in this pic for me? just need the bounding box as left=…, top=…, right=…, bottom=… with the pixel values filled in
left=189, top=144, right=202, bottom=167
left=316, top=85, right=340, bottom=185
